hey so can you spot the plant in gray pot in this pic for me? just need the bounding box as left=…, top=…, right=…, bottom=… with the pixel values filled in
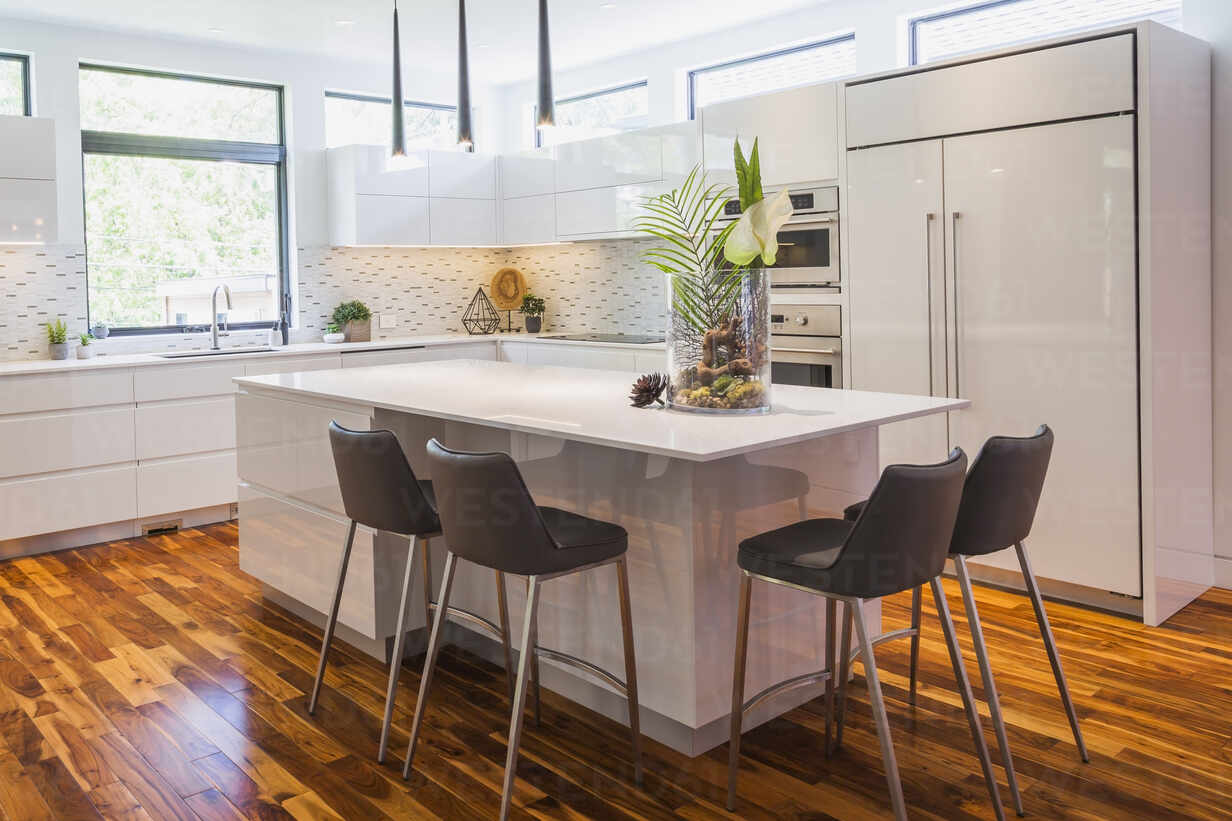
left=331, top=300, right=372, bottom=342
left=76, top=333, right=96, bottom=359
left=520, top=293, right=545, bottom=334
left=91, top=321, right=110, bottom=339
left=46, top=319, right=69, bottom=360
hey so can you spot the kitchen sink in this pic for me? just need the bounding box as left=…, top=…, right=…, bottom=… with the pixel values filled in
left=156, top=347, right=275, bottom=359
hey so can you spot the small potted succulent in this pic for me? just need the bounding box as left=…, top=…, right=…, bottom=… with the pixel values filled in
left=46, top=319, right=69, bottom=360
left=323, top=322, right=346, bottom=344
left=331, top=300, right=372, bottom=342
left=91, top=321, right=110, bottom=339
left=519, top=293, right=546, bottom=334
left=77, top=333, right=96, bottom=359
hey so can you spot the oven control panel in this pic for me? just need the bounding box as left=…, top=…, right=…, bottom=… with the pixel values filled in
left=770, top=305, right=841, bottom=337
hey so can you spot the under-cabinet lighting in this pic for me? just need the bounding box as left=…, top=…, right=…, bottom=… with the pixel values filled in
left=341, top=242, right=574, bottom=249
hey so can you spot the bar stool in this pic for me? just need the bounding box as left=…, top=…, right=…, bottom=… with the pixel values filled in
left=406, top=438, right=643, bottom=821
left=728, top=449, right=1007, bottom=821
left=845, top=424, right=1088, bottom=817
left=317, top=422, right=517, bottom=765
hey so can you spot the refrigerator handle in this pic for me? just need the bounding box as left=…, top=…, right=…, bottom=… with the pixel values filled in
left=925, top=212, right=936, bottom=397
left=951, top=211, right=962, bottom=399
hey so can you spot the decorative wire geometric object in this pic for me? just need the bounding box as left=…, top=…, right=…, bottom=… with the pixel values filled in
left=462, top=286, right=500, bottom=335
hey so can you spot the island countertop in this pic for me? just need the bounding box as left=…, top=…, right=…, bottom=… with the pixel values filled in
left=235, top=358, right=968, bottom=462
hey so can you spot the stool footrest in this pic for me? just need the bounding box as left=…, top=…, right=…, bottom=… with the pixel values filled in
left=428, top=601, right=505, bottom=643
left=742, top=668, right=833, bottom=717
left=534, top=646, right=629, bottom=696
left=848, top=626, right=919, bottom=666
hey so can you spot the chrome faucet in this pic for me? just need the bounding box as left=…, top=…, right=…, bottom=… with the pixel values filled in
left=210, top=284, right=233, bottom=350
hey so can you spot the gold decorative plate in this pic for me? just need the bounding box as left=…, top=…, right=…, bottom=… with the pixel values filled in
left=489, top=267, right=527, bottom=311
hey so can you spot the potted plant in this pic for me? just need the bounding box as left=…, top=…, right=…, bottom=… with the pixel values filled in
left=519, top=293, right=546, bottom=334
left=331, top=300, right=372, bottom=342
left=91, top=321, right=109, bottom=339
left=77, top=333, right=96, bottom=360
left=46, top=319, right=69, bottom=360
left=323, top=323, right=346, bottom=344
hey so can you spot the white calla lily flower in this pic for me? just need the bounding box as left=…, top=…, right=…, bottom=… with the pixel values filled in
left=723, top=188, right=793, bottom=267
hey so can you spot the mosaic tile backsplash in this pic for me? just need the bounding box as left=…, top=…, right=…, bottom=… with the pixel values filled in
left=0, top=241, right=667, bottom=361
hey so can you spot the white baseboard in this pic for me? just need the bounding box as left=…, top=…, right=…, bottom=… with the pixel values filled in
left=1215, top=555, right=1232, bottom=590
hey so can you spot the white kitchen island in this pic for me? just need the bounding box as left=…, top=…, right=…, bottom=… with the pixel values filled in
left=233, top=359, right=966, bottom=755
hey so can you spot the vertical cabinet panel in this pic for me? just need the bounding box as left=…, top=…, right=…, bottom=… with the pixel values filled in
left=354, top=195, right=430, bottom=245
left=428, top=151, right=497, bottom=199
left=500, top=149, right=556, bottom=198
left=430, top=197, right=497, bottom=245
left=501, top=194, right=556, bottom=245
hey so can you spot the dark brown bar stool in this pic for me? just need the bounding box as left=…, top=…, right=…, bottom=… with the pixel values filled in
left=728, top=449, right=1007, bottom=821
left=406, top=438, right=643, bottom=821
left=844, top=424, right=1088, bottom=817
left=319, top=422, right=517, bottom=765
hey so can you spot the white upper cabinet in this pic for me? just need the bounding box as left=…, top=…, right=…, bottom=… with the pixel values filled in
left=500, top=148, right=556, bottom=198
left=355, top=194, right=430, bottom=245
left=0, top=115, right=57, bottom=244
left=701, top=83, right=839, bottom=187
left=430, top=197, right=497, bottom=245
left=556, top=183, right=659, bottom=238
left=0, top=115, right=56, bottom=180
left=555, top=130, right=663, bottom=192
left=428, top=150, right=497, bottom=199
left=845, top=34, right=1134, bottom=148
left=501, top=193, right=556, bottom=245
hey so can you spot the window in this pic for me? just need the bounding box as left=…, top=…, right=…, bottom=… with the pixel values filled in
left=1, top=53, right=30, bottom=116
left=909, top=0, right=1182, bottom=66
left=688, top=34, right=855, bottom=117
left=325, top=91, right=458, bottom=151
left=536, top=81, right=649, bottom=148
left=80, top=65, right=288, bottom=333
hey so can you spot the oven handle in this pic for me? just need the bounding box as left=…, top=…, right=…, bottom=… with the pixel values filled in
left=771, top=347, right=839, bottom=356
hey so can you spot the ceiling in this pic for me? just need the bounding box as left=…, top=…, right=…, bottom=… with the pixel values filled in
left=0, top=0, right=829, bottom=85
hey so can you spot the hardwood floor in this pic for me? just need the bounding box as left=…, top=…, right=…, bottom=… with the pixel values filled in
left=0, top=522, right=1229, bottom=819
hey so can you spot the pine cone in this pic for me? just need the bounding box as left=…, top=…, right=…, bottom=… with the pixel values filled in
left=629, top=373, right=668, bottom=408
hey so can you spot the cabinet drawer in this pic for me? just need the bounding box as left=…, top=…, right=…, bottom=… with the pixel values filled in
left=342, top=348, right=429, bottom=368
left=137, top=451, right=237, bottom=517
left=135, top=362, right=244, bottom=402
left=135, top=397, right=235, bottom=460
left=425, top=342, right=498, bottom=361
left=0, top=407, right=135, bottom=478
left=0, top=369, right=133, bottom=414
left=525, top=344, right=637, bottom=371
left=0, top=464, right=137, bottom=540
left=242, top=354, right=342, bottom=376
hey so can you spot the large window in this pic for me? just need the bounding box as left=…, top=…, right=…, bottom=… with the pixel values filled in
left=80, top=65, right=287, bottom=333
left=325, top=91, right=458, bottom=151
left=688, top=34, right=856, bottom=118
left=536, top=81, right=649, bottom=148
left=908, top=0, right=1181, bottom=65
left=1, top=53, right=29, bottom=116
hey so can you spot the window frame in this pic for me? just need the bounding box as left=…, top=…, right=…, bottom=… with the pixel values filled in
left=686, top=33, right=855, bottom=119
left=79, top=63, right=290, bottom=337
left=1, top=51, right=31, bottom=116
left=533, top=79, right=649, bottom=148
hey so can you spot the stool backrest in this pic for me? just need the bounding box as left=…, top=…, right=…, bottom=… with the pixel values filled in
left=425, top=438, right=556, bottom=575
left=950, top=425, right=1053, bottom=557
left=840, top=448, right=968, bottom=598
left=328, top=422, right=439, bottom=536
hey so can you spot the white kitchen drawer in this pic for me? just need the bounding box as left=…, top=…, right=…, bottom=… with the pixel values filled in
left=524, top=344, right=637, bottom=371
left=501, top=194, right=556, bottom=245
left=135, top=397, right=235, bottom=460
left=137, top=451, right=237, bottom=517
left=428, top=151, right=497, bottom=199
left=634, top=350, right=666, bottom=372
left=135, top=362, right=244, bottom=402
left=500, top=149, right=556, bottom=198
left=555, top=131, right=662, bottom=192
left=430, top=197, right=497, bottom=245
left=425, top=342, right=498, bottom=361
left=341, top=347, right=432, bottom=368
left=0, top=178, right=57, bottom=243
left=354, top=194, right=430, bottom=245
left=0, top=464, right=137, bottom=540
left=0, top=369, right=133, bottom=415
left=242, top=354, right=342, bottom=376
left=0, top=115, right=56, bottom=180
left=0, top=407, right=135, bottom=478
left=845, top=34, right=1134, bottom=148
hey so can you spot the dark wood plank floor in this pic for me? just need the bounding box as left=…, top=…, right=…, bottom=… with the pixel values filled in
left=0, top=521, right=1229, bottom=819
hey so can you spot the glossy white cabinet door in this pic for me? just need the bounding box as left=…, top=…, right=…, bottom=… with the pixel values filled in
left=702, top=83, right=839, bottom=186
left=242, top=354, right=343, bottom=376
left=429, top=197, right=497, bottom=245
left=0, top=370, right=133, bottom=415
left=846, top=140, right=949, bottom=469
left=556, top=184, right=655, bottom=237
left=501, top=194, right=556, bottom=245
left=523, top=344, right=638, bottom=371
left=943, top=116, right=1140, bottom=595
left=500, top=148, right=556, bottom=198
left=347, top=145, right=430, bottom=196
left=135, top=397, right=235, bottom=460
left=354, top=195, right=430, bottom=245
left=0, top=178, right=57, bottom=243
left=428, top=151, right=497, bottom=199
left=0, top=465, right=137, bottom=540
left=137, top=451, right=237, bottom=517
left=0, top=407, right=136, bottom=478
left=0, top=115, right=56, bottom=180
left=554, top=131, right=662, bottom=192
left=135, top=362, right=244, bottom=402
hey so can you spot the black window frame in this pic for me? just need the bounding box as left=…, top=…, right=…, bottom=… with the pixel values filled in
left=532, top=79, right=649, bottom=148
left=79, top=63, right=290, bottom=337
left=687, top=33, right=855, bottom=120
left=1, top=52, right=31, bottom=116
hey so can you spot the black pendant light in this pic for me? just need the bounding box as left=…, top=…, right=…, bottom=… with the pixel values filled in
left=391, top=0, right=407, bottom=157
left=457, top=0, right=474, bottom=150
left=536, top=0, right=555, bottom=130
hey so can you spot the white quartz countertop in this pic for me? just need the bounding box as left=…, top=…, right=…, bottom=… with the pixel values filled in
left=236, top=359, right=968, bottom=462
left=0, top=332, right=663, bottom=378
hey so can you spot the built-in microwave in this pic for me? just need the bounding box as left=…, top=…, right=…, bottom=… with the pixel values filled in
left=717, top=186, right=840, bottom=291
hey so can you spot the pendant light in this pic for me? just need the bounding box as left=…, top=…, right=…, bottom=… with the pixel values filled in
left=536, top=0, right=555, bottom=130
left=457, top=0, right=474, bottom=150
left=391, top=0, right=407, bottom=157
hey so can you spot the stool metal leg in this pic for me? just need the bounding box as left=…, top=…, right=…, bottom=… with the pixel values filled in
left=420, top=537, right=433, bottom=634
left=930, top=576, right=1006, bottom=821
left=954, top=556, right=1024, bottom=816
left=851, top=598, right=907, bottom=821
left=616, top=557, right=643, bottom=786
left=726, top=573, right=753, bottom=811
left=909, top=585, right=922, bottom=705
left=525, top=576, right=542, bottom=726
left=379, top=534, right=421, bottom=764
left=495, top=571, right=516, bottom=703
left=403, top=551, right=459, bottom=780
left=500, top=577, right=542, bottom=821
left=824, top=597, right=836, bottom=756
left=309, top=520, right=357, bottom=715
left=834, top=600, right=853, bottom=750
left=1016, top=541, right=1089, bottom=763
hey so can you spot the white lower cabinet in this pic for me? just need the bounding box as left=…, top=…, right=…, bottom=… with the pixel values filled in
left=342, top=342, right=497, bottom=368
left=137, top=451, right=237, bottom=518
left=136, top=362, right=244, bottom=402
left=135, top=397, right=235, bottom=460
left=244, top=354, right=342, bottom=376
left=0, top=407, right=135, bottom=478
left=0, top=465, right=137, bottom=541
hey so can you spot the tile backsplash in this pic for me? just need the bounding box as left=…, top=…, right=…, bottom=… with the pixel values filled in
left=0, top=240, right=667, bottom=361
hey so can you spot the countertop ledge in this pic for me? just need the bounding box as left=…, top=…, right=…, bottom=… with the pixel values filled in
left=0, top=333, right=665, bottom=378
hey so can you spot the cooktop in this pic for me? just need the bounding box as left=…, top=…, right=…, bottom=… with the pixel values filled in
left=539, top=333, right=665, bottom=345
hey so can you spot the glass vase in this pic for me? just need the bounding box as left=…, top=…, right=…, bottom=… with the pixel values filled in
left=665, top=268, right=772, bottom=414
